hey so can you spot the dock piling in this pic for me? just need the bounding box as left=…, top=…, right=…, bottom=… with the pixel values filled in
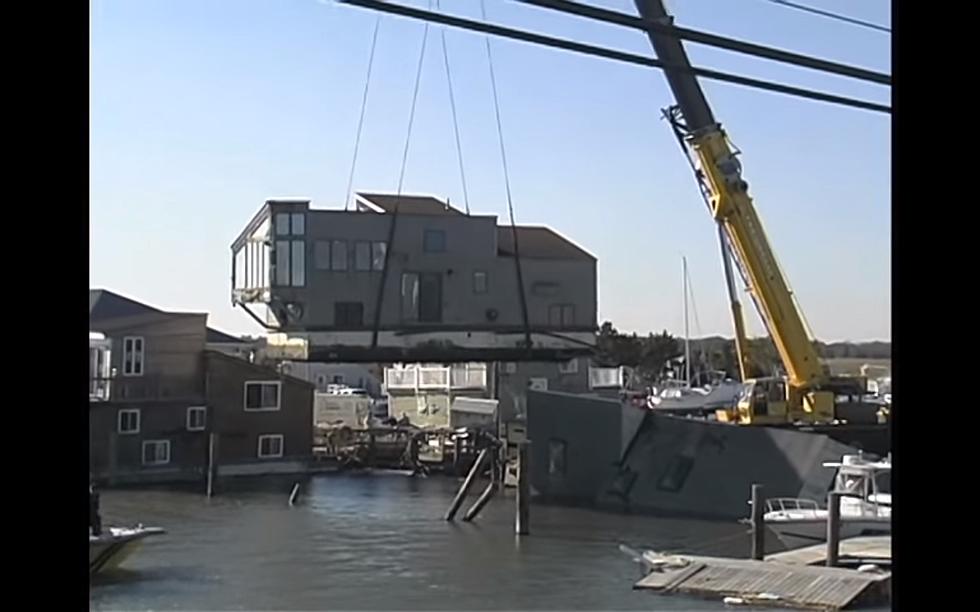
left=444, top=447, right=489, bottom=521
left=515, top=441, right=530, bottom=535
left=206, top=433, right=217, bottom=498
left=826, top=492, right=842, bottom=567
left=289, top=482, right=300, bottom=506
left=750, top=484, right=765, bottom=560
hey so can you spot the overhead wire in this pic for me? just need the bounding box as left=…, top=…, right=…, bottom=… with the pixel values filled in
left=369, top=4, right=433, bottom=349
left=343, top=15, right=383, bottom=211
left=759, top=0, right=891, bottom=34
left=435, top=0, right=471, bottom=215
left=480, top=0, right=534, bottom=353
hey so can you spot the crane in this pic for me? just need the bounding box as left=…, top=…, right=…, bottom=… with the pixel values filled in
left=633, top=0, right=869, bottom=425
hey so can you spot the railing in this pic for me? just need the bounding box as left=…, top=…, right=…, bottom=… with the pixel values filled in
left=385, top=364, right=488, bottom=391
left=90, top=377, right=112, bottom=401
left=764, top=498, right=822, bottom=514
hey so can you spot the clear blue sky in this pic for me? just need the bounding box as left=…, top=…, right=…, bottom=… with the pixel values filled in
left=90, top=0, right=890, bottom=342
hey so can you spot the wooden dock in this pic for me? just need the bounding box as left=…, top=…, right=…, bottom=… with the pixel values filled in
left=634, top=549, right=890, bottom=610
left=767, top=536, right=891, bottom=567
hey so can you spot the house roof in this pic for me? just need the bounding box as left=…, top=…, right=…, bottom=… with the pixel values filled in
left=355, top=192, right=464, bottom=216
left=89, top=289, right=235, bottom=340
left=497, top=226, right=595, bottom=261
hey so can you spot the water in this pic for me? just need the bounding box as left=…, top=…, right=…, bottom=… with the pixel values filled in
left=90, top=473, right=774, bottom=610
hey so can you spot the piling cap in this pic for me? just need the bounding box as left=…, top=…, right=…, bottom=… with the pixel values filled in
left=842, top=454, right=866, bottom=466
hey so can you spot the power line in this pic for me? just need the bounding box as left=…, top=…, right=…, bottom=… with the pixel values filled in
left=518, top=1, right=889, bottom=85
left=343, top=15, right=383, bottom=211
left=760, top=0, right=891, bottom=34
left=336, top=0, right=889, bottom=114
left=435, top=0, right=471, bottom=215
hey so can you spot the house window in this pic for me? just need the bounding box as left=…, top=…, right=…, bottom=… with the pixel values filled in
left=186, top=406, right=207, bottom=431
left=548, top=439, right=567, bottom=476
left=473, top=271, right=487, bottom=294
left=122, top=336, right=144, bottom=376
left=371, top=241, right=387, bottom=270
left=142, top=440, right=171, bottom=466
left=334, top=302, right=364, bottom=328
left=331, top=240, right=348, bottom=270
left=558, top=359, right=579, bottom=374
left=354, top=241, right=371, bottom=271
left=529, top=378, right=549, bottom=391
left=548, top=304, right=575, bottom=328
left=274, top=240, right=305, bottom=287
left=258, top=434, right=284, bottom=459
left=423, top=229, right=446, bottom=253
left=118, top=409, right=140, bottom=434
left=502, top=362, right=517, bottom=374
left=275, top=212, right=305, bottom=236
left=314, top=241, right=331, bottom=270
left=401, top=273, right=419, bottom=321
left=244, top=381, right=281, bottom=411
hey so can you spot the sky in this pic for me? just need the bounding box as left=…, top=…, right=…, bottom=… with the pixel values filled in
left=90, top=0, right=891, bottom=342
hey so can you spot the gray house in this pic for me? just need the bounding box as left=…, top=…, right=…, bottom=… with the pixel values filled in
left=230, top=193, right=597, bottom=363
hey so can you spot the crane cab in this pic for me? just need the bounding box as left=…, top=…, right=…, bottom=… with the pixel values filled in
left=717, top=377, right=789, bottom=425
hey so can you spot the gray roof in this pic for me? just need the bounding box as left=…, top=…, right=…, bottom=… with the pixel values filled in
left=497, top=226, right=595, bottom=261
left=355, top=192, right=464, bottom=216
left=206, top=328, right=247, bottom=344
left=89, top=289, right=234, bottom=340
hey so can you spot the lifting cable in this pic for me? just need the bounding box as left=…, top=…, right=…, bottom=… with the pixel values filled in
left=480, top=0, right=533, bottom=354
left=369, top=4, right=432, bottom=350
left=344, top=15, right=383, bottom=211
left=435, top=0, right=471, bottom=215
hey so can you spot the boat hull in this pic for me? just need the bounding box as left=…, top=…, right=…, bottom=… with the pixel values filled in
left=768, top=519, right=890, bottom=551
left=89, top=527, right=165, bottom=575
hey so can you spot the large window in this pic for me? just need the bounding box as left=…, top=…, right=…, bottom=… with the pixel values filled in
left=354, top=241, right=371, bottom=271
left=371, top=241, right=387, bottom=270
left=118, top=409, right=140, bottom=434
left=400, top=272, right=442, bottom=322
left=423, top=229, right=446, bottom=253
left=258, top=434, right=284, bottom=459
left=122, top=336, right=144, bottom=376
left=244, top=381, right=281, bottom=411
left=548, top=304, right=575, bottom=328
left=314, top=241, right=331, bottom=270
left=142, top=440, right=171, bottom=466
left=274, top=240, right=305, bottom=287
left=275, top=212, right=305, bottom=237
left=473, top=271, right=488, bottom=294
left=331, top=240, right=348, bottom=271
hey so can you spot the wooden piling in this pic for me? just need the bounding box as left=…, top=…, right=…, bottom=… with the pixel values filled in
left=462, top=477, right=497, bottom=522
left=206, top=433, right=217, bottom=498
left=289, top=482, right=300, bottom=506
left=826, top=492, right=842, bottom=567
left=750, top=484, right=765, bottom=560
left=453, top=435, right=462, bottom=475
left=444, top=447, right=489, bottom=521
left=515, top=441, right=530, bottom=535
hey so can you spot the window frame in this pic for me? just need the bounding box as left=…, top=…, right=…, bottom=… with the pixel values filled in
left=473, top=270, right=488, bottom=294
left=331, top=240, right=348, bottom=271
left=558, top=359, right=579, bottom=375
left=122, top=336, right=145, bottom=377
left=257, top=434, right=285, bottom=459
left=243, top=381, right=282, bottom=412
left=354, top=241, right=371, bottom=271
left=423, top=229, right=446, bottom=253
left=117, top=408, right=141, bottom=435
left=186, top=406, right=207, bottom=432
left=142, top=439, right=171, bottom=466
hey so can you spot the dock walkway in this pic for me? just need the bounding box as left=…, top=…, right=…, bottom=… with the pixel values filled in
left=766, top=535, right=891, bottom=567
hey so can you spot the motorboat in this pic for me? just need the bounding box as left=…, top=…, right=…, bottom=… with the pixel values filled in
left=763, top=453, right=890, bottom=550
left=89, top=486, right=164, bottom=576
left=647, top=378, right=743, bottom=415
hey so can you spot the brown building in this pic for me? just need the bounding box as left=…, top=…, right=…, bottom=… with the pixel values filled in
left=89, top=289, right=314, bottom=485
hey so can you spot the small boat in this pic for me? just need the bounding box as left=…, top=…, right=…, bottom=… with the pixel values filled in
left=764, top=453, right=891, bottom=551
left=89, top=485, right=164, bottom=576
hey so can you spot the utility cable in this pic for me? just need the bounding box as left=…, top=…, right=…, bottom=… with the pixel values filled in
left=435, top=0, right=472, bottom=215
left=344, top=15, right=383, bottom=210
left=759, top=0, right=891, bottom=34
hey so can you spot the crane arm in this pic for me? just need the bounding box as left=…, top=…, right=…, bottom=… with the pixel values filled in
left=634, top=0, right=825, bottom=391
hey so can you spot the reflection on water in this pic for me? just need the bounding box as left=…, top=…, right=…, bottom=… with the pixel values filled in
left=89, top=473, right=771, bottom=610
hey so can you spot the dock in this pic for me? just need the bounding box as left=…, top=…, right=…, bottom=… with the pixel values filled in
left=766, top=536, right=891, bottom=567
left=634, top=547, right=890, bottom=610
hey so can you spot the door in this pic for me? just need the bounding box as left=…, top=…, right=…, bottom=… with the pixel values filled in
left=418, top=272, right=442, bottom=323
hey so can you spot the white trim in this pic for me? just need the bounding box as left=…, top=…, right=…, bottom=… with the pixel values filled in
left=186, top=406, right=207, bottom=431
left=117, top=409, right=140, bottom=435
left=257, top=434, right=284, bottom=459
left=244, top=380, right=282, bottom=411
left=141, top=439, right=171, bottom=466
left=122, top=336, right=145, bottom=377
left=558, top=358, right=579, bottom=374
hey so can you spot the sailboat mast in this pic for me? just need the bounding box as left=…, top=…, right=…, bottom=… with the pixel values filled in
left=683, top=256, right=691, bottom=387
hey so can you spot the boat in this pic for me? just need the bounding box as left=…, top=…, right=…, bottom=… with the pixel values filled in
left=90, top=525, right=166, bottom=575
left=647, top=376, right=743, bottom=415
left=763, top=453, right=891, bottom=551
left=89, top=486, right=164, bottom=576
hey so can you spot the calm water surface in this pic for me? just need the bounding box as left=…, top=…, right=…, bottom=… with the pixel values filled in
left=90, top=473, right=815, bottom=610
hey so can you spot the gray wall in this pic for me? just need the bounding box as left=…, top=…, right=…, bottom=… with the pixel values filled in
left=281, top=361, right=382, bottom=396
left=262, top=203, right=596, bottom=332
left=497, top=358, right=591, bottom=421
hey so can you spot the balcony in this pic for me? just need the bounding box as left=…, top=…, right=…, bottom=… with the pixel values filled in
left=385, top=364, right=488, bottom=392
left=90, top=377, right=112, bottom=402
left=589, top=366, right=626, bottom=390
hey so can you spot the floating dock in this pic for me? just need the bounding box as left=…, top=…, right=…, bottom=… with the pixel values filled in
left=766, top=535, right=891, bottom=568
left=634, top=547, right=890, bottom=610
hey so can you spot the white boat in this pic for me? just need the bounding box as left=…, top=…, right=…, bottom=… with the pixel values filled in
left=647, top=378, right=743, bottom=413
left=764, top=454, right=891, bottom=551
left=90, top=525, right=165, bottom=575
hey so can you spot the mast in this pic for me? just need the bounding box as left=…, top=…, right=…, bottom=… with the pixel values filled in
left=683, top=255, right=691, bottom=387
